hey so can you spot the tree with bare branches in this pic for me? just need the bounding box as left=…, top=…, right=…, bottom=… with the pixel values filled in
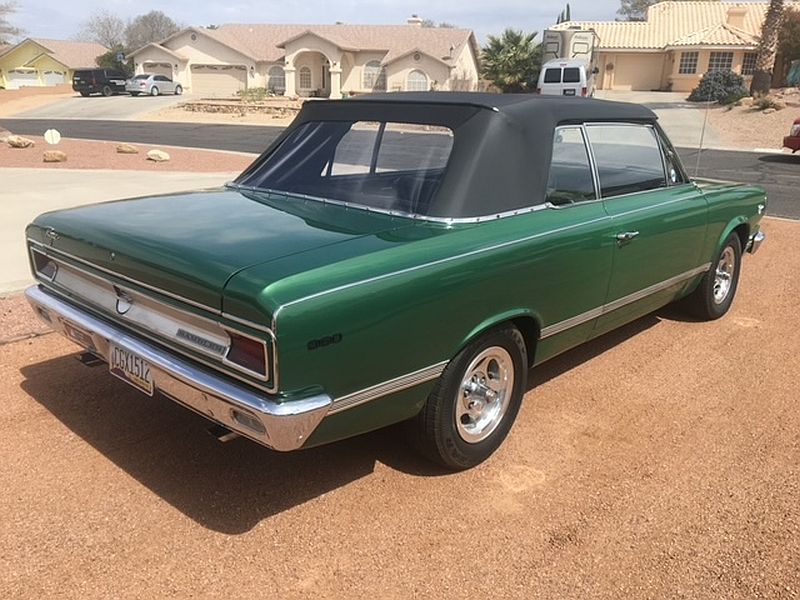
left=77, top=10, right=125, bottom=48
left=1, top=1, right=21, bottom=44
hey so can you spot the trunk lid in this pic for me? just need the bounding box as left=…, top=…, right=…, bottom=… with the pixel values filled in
left=29, top=188, right=417, bottom=310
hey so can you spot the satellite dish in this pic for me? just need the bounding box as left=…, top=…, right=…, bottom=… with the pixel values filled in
left=44, top=129, right=61, bottom=145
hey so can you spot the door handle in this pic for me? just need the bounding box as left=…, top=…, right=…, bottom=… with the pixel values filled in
left=615, top=231, right=640, bottom=245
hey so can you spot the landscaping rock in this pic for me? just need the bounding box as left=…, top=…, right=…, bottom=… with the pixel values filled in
left=739, top=96, right=754, bottom=107
left=762, top=108, right=777, bottom=115
left=146, top=149, right=170, bottom=162
left=116, top=143, right=139, bottom=154
left=0, top=127, right=13, bottom=143
left=43, top=150, right=67, bottom=163
left=773, top=100, right=787, bottom=110
left=7, top=135, right=35, bottom=148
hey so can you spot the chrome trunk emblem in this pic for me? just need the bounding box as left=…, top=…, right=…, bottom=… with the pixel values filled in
left=114, top=286, right=133, bottom=315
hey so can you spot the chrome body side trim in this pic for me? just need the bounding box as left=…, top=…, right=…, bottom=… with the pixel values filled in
left=329, top=361, right=448, bottom=415
left=540, top=263, right=711, bottom=339
left=746, top=230, right=765, bottom=254
left=25, top=286, right=329, bottom=451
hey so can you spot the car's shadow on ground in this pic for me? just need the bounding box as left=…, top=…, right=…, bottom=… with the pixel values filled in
left=758, top=153, right=800, bottom=165
left=21, top=309, right=675, bottom=533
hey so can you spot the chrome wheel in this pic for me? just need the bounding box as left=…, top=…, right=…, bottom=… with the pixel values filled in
left=713, top=246, right=736, bottom=304
left=456, top=346, right=515, bottom=444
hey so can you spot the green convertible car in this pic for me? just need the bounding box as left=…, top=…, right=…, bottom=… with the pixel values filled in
left=25, top=93, right=766, bottom=469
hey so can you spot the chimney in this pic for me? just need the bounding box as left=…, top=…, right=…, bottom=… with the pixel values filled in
left=726, top=7, right=747, bottom=29
left=407, top=14, right=423, bottom=27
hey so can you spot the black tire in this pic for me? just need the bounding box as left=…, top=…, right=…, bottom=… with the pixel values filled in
left=150, top=86, right=159, bottom=96
left=174, top=85, right=183, bottom=95
left=684, top=232, right=742, bottom=320
left=79, top=91, right=90, bottom=97
left=101, top=85, right=112, bottom=97
left=412, top=325, right=527, bottom=470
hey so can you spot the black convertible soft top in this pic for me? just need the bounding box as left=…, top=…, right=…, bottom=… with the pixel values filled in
left=236, top=92, right=658, bottom=219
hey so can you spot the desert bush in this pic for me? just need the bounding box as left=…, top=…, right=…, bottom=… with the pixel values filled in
left=688, top=71, right=747, bottom=104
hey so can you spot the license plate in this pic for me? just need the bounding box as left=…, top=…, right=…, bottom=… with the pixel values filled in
left=563, top=89, right=576, bottom=96
left=109, top=344, right=154, bottom=396
left=60, top=318, right=96, bottom=351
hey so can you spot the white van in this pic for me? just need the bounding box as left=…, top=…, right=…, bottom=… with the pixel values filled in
left=537, top=59, right=596, bottom=97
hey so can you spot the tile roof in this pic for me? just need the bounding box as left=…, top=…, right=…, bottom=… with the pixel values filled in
left=152, top=23, right=474, bottom=65
left=30, top=38, right=108, bottom=68
left=552, top=1, right=798, bottom=50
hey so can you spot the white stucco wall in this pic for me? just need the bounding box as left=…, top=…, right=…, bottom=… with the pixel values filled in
left=166, top=31, right=258, bottom=89
left=385, top=54, right=451, bottom=92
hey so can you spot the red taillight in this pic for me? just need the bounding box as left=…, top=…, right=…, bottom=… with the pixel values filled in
left=226, top=331, right=267, bottom=376
left=581, top=87, right=587, bottom=97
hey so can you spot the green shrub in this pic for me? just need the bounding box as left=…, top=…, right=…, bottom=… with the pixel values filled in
left=688, top=71, right=747, bottom=104
left=237, top=87, right=268, bottom=103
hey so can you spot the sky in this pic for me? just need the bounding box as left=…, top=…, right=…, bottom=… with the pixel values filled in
left=9, top=0, right=623, bottom=44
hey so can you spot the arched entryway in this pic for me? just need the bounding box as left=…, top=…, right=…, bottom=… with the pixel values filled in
left=290, top=51, right=331, bottom=97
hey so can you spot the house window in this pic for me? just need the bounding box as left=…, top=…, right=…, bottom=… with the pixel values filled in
left=406, top=69, right=428, bottom=92
left=268, top=66, right=285, bottom=94
left=363, top=60, right=386, bottom=91
left=298, top=66, right=312, bottom=89
left=742, top=52, right=758, bottom=75
left=707, top=51, right=734, bottom=73
left=678, top=51, right=699, bottom=74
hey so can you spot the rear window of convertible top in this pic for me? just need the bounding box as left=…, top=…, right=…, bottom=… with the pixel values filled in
left=238, top=121, right=455, bottom=217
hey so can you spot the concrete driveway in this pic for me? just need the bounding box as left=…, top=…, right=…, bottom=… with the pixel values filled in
left=595, top=90, right=723, bottom=149
left=1, top=168, right=238, bottom=293
left=12, top=93, right=192, bottom=120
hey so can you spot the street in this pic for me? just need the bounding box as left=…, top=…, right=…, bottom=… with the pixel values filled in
left=3, top=117, right=798, bottom=219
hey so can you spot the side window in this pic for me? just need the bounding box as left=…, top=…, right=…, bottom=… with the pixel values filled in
left=546, top=127, right=596, bottom=205
left=585, top=124, right=667, bottom=197
left=656, top=128, right=687, bottom=185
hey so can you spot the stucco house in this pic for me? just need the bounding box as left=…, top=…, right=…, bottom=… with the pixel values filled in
left=552, top=1, right=798, bottom=92
left=128, top=17, right=480, bottom=98
left=0, top=38, right=108, bottom=89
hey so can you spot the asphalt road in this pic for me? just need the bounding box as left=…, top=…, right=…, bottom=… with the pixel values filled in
left=1, top=217, right=797, bottom=598
left=3, top=118, right=798, bottom=219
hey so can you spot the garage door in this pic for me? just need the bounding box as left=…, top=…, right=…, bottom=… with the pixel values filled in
left=7, top=70, right=39, bottom=89
left=42, top=70, right=66, bottom=86
left=191, top=65, right=246, bottom=97
left=143, top=62, right=173, bottom=79
left=611, top=54, right=665, bottom=91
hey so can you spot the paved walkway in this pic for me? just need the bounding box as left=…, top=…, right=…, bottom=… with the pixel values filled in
left=1, top=169, right=238, bottom=294
left=595, top=90, right=723, bottom=149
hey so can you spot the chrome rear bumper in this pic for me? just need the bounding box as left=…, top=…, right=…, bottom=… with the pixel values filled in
left=25, top=286, right=331, bottom=451
left=747, top=229, right=766, bottom=255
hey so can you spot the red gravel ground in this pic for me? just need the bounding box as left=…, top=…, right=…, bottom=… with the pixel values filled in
left=0, top=217, right=797, bottom=599
left=1, top=136, right=255, bottom=172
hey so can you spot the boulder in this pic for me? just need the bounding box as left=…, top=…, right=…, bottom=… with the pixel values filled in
left=116, top=143, right=139, bottom=154
left=773, top=100, right=787, bottom=110
left=0, top=127, right=13, bottom=143
left=146, top=149, right=170, bottom=162
left=7, top=135, right=35, bottom=148
left=762, top=108, right=777, bottom=115
left=738, top=96, right=754, bottom=107
left=43, top=150, right=68, bottom=163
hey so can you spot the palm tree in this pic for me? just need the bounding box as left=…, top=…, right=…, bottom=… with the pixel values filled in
left=481, top=29, right=542, bottom=93
left=751, top=0, right=785, bottom=95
